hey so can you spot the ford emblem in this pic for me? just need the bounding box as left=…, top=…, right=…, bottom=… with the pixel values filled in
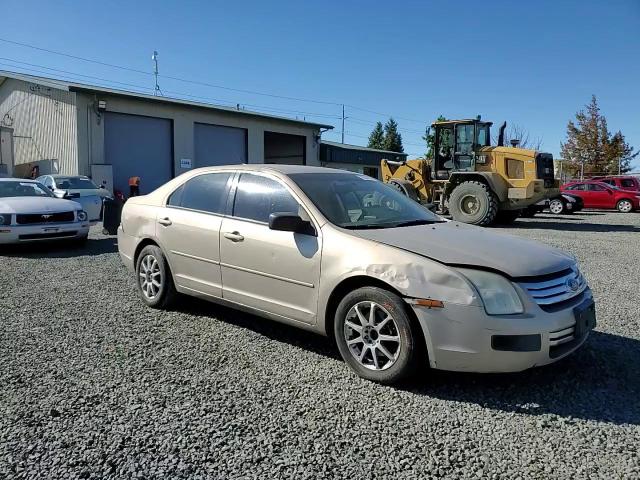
left=567, top=278, right=580, bottom=292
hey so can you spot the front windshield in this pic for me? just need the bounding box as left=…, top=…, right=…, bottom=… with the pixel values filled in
left=0, top=181, right=55, bottom=198
left=289, top=172, right=443, bottom=229
left=55, top=177, right=98, bottom=190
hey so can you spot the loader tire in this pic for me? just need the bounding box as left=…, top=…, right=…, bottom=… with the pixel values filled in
left=448, top=181, right=498, bottom=226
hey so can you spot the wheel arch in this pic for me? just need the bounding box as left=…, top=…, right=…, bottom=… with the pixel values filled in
left=323, top=275, right=428, bottom=355
left=133, top=237, right=161, bottom=266
left=446, top=172, right=507, bottom=202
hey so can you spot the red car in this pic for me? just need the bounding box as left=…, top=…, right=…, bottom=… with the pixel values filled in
left=591, top=175, right=640, bottom=191
left=561, top=181, right=640, bottom=213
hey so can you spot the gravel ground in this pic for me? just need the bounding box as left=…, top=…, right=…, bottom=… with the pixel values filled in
left=1, top=211, right=639, bottom=479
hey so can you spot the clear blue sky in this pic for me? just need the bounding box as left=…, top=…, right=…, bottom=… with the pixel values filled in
left=1, top=0, right=638, bottom=167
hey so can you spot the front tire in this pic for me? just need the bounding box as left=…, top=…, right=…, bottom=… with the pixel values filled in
left=334, top=287, right=422, bottom=385
left=549, top=198, right=565, bottom=214
left=448, top=181, right=498, bottom=226
left=617, top=199, right=633, bottom=213
left=135, top=245, right=177, bottom=309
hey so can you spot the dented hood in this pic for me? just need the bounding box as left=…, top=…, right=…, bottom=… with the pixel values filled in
left=348, top=221, right=574, bottom=278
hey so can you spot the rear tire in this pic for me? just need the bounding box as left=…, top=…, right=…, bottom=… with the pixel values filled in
left=135, top=245, right=177, bottom=309
left=617, top=199, right=633, bottom=213
left=448, top=181, right=498, bottom=226
left=334, top=287, right=423, bottom=385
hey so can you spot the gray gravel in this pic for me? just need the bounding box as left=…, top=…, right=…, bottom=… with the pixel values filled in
left=1, top=211, right=639, bottom=479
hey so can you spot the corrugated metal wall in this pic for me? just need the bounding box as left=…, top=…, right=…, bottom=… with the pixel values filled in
left=0, top=79, right=78, bottom=175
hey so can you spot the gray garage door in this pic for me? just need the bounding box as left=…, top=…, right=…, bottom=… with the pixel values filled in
left=194, top=123, right=247, bottom=168
left=104, top=112, right=173, bottom=196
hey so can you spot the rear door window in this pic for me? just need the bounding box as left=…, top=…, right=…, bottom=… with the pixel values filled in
left=232, top=173, right=299, bottom=223
left=621, top=179, right=636, bottom=188
left=168, top=173, right=231, bottom=214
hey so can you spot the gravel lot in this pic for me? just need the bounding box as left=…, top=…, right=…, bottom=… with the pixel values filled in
left=1, top=211, right=639, bottom=479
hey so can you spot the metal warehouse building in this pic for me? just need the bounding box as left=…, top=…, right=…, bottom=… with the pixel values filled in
left=320, top=140, right=407, bottom=179
left=0, top=71, right=332, bottom=195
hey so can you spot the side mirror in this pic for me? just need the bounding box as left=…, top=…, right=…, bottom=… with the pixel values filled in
left=99, top=185, right=105, bottom=189
left=47, top=185, right=54, bottom=191
left=269, top=212, right=315, bottom=236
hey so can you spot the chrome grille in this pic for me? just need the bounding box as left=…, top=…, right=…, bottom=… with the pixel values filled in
left=519, top=267, right=587, bottom=306
left=16, top=211, right=75, bottom=225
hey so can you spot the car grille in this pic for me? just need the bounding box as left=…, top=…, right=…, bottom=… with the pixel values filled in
left=519, top=267, right=587, bottom=310
left=19, top=231, right=77, bottom=241
left=16, top=211, right=75, bottom=225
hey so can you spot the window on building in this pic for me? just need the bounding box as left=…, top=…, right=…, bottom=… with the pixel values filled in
left=168, top=173, right=231, bottom=214
left=233, top=173, right=299, bottom=223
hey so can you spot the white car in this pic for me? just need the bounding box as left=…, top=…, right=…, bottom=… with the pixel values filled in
left=0, top=178, right=90, bottom=244
left=37, top=175, right=110, bottom=223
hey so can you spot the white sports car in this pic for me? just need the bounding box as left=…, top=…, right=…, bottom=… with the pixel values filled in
left=0, top=178, right=90, bottom=244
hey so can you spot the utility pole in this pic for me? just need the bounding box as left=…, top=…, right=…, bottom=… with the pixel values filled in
left=152, top=51, right=161, bottom=96
left=341, top=104, right=345, bottom=144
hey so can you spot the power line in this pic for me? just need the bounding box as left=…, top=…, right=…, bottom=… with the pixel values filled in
left=0, top=37, right=433, bottom=122
left=0, top=59, right=342, bottom=121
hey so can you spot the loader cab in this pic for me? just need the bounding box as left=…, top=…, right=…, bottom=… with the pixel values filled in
left=433, top=120, right=492, bottom=180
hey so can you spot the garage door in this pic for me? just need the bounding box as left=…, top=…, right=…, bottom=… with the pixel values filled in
left=104, top=112, right=173, bottom=196
left=194, top=123, right=247, bottom=168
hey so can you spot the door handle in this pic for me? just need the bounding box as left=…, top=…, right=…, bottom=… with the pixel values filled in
left=223, top=231, right=244, bottom=242
left=158, top=217, right=172, bottom=226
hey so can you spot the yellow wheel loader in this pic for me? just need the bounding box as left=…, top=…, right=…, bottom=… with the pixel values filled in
left=381, top=117, right=559, bottom=226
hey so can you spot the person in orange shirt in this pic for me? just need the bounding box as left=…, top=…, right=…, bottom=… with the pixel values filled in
left=128, top=176, right=141, bottom=197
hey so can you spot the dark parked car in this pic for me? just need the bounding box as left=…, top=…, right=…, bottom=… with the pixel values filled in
left=522, top=193, right=584, bottom=216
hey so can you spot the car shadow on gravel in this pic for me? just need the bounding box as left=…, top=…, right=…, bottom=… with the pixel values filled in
left=0, top=237, right=118, bottom=258
left=405, top=331, right=640, bottom=426
left=504, top=220, right=640, bottom=233
left=175, top=298, right=639, bottom=426
left=178, top=297, right=342, bottom=361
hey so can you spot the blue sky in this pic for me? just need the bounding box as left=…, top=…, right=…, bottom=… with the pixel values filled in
left=1, top=0, right=638, bottom=167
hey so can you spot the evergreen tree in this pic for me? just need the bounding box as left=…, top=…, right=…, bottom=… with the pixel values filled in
left=367, top=122, right=385, bottom=150
left=561, top=95, right=637, bottom=176
left=424, top=115, right=447, bottom=159
left=383, top=118, right=404, bottom=153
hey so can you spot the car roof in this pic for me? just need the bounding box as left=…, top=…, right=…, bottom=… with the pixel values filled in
left=49, top=174, right=91, bottom=178
left=184, top=164, right=355, bottom=176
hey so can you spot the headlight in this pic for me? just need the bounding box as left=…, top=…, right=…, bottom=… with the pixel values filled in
left=77, top=210, right=88, bottom=222
left=0, top=214, right=11, bottom=226
left=458, top=268, right=524, bottom=315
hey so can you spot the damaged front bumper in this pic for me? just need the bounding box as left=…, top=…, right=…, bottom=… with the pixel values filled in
left=407, top=288, right=595, bottom=373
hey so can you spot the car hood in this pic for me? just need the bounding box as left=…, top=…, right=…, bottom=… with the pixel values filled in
left=348, top=221, right=575, bottom=278
left=0, top=196, right=81, bottom=214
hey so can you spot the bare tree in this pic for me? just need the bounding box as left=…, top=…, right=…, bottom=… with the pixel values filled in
left=493, top=124, right=543, bottom=150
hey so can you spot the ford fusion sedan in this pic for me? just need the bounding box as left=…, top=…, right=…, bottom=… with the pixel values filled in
left=0, top=178, right=89, bottom=244
left=118, top=165, right=595, bottom=384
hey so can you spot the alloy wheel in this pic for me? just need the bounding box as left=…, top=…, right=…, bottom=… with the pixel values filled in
left=139, top=254, right=162, bottom=299
left=343, top=301, right=401, bottom=371
left=618, top=200, right=632, bottom=213
left=549, top=200, right=564, bottom=214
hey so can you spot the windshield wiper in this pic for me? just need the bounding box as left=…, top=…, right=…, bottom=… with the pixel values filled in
left=390, top=219, right=444, bottom=228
